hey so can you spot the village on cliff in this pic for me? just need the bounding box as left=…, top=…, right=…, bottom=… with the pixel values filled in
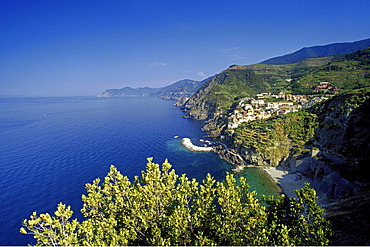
left=224, top=81, right=338, bottom=132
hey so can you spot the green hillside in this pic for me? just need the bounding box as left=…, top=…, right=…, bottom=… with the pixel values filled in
left=182, top=44, right=370, bottom=246
left=184, top=47, right=370, bottom=121
left=295, top=47, right=370, bottom=93
left=184, top=56, right=332, bottom=118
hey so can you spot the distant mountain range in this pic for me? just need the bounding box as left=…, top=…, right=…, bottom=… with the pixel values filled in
left=98, top=87, right=157, bottom=97
left=260, top=38, right=370, bottom=65
left=98, top=79, right=206, bottom=100
left=150, top=78, right=210, bottom=99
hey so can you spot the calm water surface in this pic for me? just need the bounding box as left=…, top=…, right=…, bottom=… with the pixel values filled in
left=0, top=96, right=279, bottom=245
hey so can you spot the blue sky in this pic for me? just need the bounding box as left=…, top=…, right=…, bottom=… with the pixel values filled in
left=1, top=0, right=369, bottom=96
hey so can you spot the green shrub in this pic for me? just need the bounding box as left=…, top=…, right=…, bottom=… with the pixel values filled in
left=21, top=159, right=331, bottom=246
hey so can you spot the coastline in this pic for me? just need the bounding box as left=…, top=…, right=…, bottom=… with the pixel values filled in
left=211, top=143, right=330, bottom=205
left=181, top=137, right=330, bottom=205
left=262, top=166, right=330, bottom=206
left=261, top=166, right=304, bottom=198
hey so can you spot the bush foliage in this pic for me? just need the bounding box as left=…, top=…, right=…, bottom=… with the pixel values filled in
left=21, top=158, right=331, bottom=246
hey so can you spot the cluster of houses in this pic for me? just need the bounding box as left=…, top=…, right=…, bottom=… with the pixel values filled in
left=227, top=90, right=330, bottom=130
left=312, top=82, right=339, bottom=92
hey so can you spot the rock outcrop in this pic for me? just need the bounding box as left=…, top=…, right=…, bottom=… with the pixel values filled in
left=282, top=153, right=357, bottom=199
left=213, top=92, right=370, bottom=199
left=326, top=191, right=370, bottom=245
left=174, top=97, right=189, bottom=107
left=307, top=92, right=370, bottom=189
left=181, top=75, right=220, bottom=120
left=214, top=145, right=246, bottom=167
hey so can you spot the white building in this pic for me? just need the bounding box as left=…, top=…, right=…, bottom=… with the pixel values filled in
left=278, top=100, right=294, bottom=107
left=266, top=102, right=280, bottom=109
left=251, top=99, right=265, bottom=106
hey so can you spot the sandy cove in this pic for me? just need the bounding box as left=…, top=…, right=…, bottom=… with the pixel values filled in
left=181, top=138, right=330, bottom=205
left=262, top=166, right=330, bottom=206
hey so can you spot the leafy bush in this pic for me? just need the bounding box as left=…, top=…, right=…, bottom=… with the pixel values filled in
left=21, top=158, right=331, bottom=246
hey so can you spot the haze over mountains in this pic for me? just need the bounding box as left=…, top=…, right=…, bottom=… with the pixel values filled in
left=98, top=79, right=209, bottom=100
left=99, top=38, right=370, bottom=98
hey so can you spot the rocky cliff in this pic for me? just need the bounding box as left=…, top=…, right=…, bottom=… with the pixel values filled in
left=179, top=44, right=370, bottom=245
left=181, top=75, right=220, bottom=120
left=207, top=92, right=370, bottom=245
left=217, top=92, right=370, bottom=198
left=307, top=92, right=370, bottom=189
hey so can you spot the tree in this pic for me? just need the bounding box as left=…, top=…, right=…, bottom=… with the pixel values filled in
left=21, top=158, right=332, bottom=246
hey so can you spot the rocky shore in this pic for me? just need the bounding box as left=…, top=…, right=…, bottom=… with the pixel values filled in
left=212, top=143, right=333, bottom=205
left=183, top=137, right=355, bottom=208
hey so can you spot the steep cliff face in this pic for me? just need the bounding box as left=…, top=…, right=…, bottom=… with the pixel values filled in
left=183, top=99, right=217, bottom=120
left=239, top=142, right=291, bottom=167
left=308, top=92, right=370, bottom=189
left=325, top=191, right=370, bottom=245
left=225, top=92, right=370, bottom=193
left=228, top=111, right=318, bottom=167
left=181, top=74, right=222, bottom=120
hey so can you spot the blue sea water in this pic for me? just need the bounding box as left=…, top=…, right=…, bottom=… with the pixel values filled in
left=0, top=96, right=279, bottom=245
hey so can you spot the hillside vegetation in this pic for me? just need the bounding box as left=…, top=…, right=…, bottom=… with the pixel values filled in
left=209, top=48, right=370, bottom=186
left=296, top=47, right=370, bottom=92
left=223, top=91, right=370, bottom=245
left=231, top=111, right=318, bottom=167
left=183, top=47, right=370, bottom=124
left=183, top=57, right=332, bottom=120
left=196, top=48, right=370, bottom=245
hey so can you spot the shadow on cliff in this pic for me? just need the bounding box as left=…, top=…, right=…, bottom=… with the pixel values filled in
left=306, top=93, right=370, bottom=245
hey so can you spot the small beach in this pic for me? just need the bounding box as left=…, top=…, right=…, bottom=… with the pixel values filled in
left=263, top=166, right=330, bottom=206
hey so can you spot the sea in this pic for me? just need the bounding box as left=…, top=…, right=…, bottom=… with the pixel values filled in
left=0, top=96, right=280, bottom=245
